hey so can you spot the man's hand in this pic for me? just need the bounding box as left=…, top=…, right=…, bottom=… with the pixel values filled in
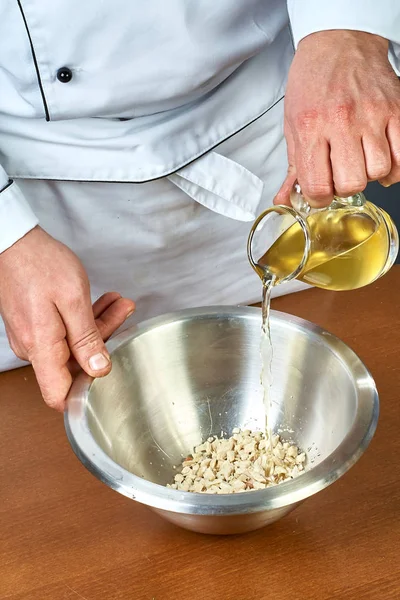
left=0, top=226, right=135, bottom=411
left=275, top=30, right=400, bottom=207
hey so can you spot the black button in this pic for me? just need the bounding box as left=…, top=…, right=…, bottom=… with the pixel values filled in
left=56, top=67, right=73, bottom=83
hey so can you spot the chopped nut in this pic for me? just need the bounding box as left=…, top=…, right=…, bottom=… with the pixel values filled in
left=296, top=453, right=306, bottom=464
left=218, top=482, right=234, bottom=494
left=193, top=480, right=205, bottom=493
left=271, top=434, right=280, bottom=448
left=252, top=481, right=267, bottom=490
left=232, top=479, right=246, bottom=491
left=287, top=445, right=298, bottom=458
left=251, top=471, right=266, bottom=484
left=258, top=439, right=267, bottom=450
left=166, top=428, right=307, bottom=494
left=226, top=450, right=236, bottom=463
left=203, top=467, right=216, bottom=481
left=243, top=441, right=257, bottom=454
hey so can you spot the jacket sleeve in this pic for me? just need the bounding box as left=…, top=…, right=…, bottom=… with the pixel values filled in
left=0, top=165, right=39, bottom=253
left=287, top=0, right=400, bottom=74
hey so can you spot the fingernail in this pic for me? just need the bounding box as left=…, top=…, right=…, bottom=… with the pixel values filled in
left=379, top=180, right=391, bottom=188
left=126, top=309, right=135, bottom=319
left=89, top=353, right=110, bottom=371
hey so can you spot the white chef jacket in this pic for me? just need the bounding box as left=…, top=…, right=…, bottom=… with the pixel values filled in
left=0, top=0, right=400, bottom=254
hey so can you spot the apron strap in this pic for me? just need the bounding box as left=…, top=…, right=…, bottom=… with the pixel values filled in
left=167, top=150, right=264, bottom=222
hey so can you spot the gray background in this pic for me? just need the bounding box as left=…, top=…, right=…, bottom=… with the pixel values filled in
left=366, top=181, right=399, bottom=263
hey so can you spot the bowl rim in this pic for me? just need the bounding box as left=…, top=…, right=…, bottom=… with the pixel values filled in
left=64, top=306, right=379, bottom=516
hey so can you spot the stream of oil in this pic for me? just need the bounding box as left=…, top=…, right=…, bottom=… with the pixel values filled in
left=260, top=275, right=275, bottom=448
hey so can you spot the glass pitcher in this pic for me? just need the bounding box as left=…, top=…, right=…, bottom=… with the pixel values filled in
left=247, top=183, right=399, bottom=291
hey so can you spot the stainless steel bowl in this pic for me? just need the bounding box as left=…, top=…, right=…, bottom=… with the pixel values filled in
left=65, top=307, right=379, bottom=535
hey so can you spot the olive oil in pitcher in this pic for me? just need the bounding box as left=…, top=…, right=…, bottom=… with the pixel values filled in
left=248, top=186, right=399, bottom=292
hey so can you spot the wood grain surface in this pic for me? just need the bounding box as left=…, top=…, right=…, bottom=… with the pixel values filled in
left=1, top=268, right=399, bottom=600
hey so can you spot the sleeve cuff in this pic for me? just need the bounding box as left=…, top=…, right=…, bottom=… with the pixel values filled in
left=0, top=180, right=39, bottom=253
left=288, top=0, right=400, bottom=48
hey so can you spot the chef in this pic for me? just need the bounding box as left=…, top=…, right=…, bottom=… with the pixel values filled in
left=0, top=1, right=399, bottom=410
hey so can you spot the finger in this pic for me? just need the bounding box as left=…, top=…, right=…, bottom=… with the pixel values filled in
left=95, top=297, right=135, bottom=341
left=92, top=292, right=122, bottom=319
left=379, top=119, right=400, bottom=187
left=274, top=125, right=297, bottom=206
left=273, top=170, right=297, bottom=206
left=27, top=307, right=72, bottom=411
left=330, top=136, right=367, bottom=197
left=32, top=339, right=72, bottom=411
left=295, top=136, right=334, bottom=207
left=66, top=297, right=135, bottom=377
left=362, top=134, right=391, bottom=182
left=57, top=285, right=112, bottom=378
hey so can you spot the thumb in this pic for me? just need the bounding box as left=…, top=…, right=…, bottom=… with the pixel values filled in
left=60, top=289, right=111, bottom=378
left=273, top=124, right=297, bottom=206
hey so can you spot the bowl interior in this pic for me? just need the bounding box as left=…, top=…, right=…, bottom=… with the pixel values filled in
left=85, top=310, right=365, bottom=486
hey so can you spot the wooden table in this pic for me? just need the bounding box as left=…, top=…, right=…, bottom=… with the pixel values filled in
left=1, top=268, right=399, bottom=600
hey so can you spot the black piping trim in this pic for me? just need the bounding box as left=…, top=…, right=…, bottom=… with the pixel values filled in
left=17, top=0, right=50, bottom=122
left=0, top=179, right=14, bottom=194
left=11, top=95, right=285, bottom=185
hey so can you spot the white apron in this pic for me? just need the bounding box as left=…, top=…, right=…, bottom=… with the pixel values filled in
left=0, top=99, right=309, bottom=372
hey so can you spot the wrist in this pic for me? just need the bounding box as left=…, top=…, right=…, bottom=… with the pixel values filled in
left=0, top=225, right=41, bottom=264
left=298, top=30, right=389, bottom=54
